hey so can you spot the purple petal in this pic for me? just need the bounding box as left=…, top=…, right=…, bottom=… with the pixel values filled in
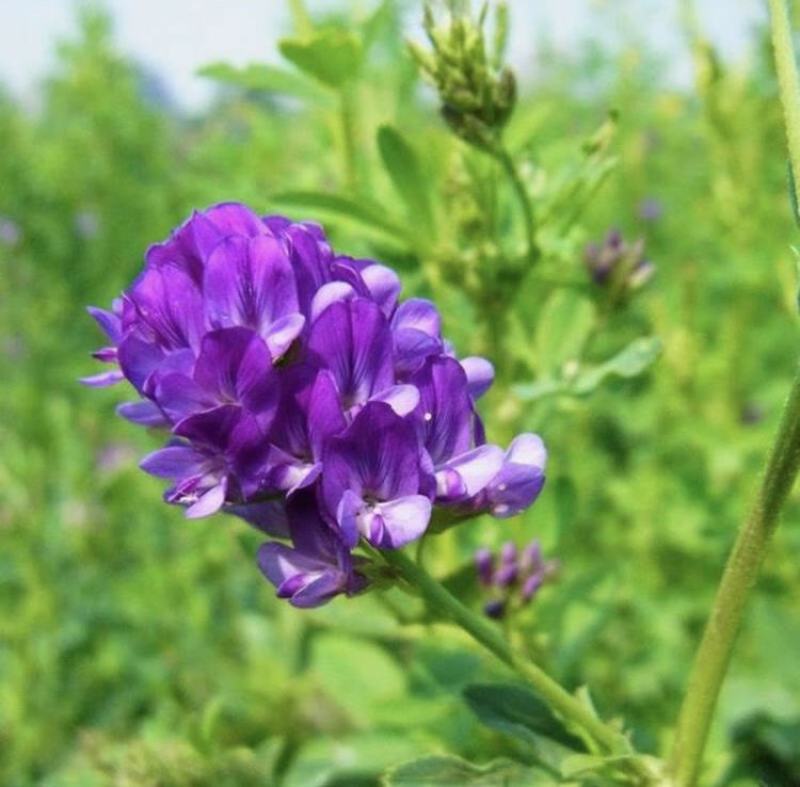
left=146, top=202, right=266, bottom=282
left=461, top=356, right=495, bottom=399
left=392, top=298, right=441, bottom=337
left=289, top=573, right=350, bottom=608
left=264, top=313, right=305, bottom=361
left=139, top=445, right=207, bottom=479
left=373, top=384, right=420, bottom=417
left=153, top=373, right=213, bottom=423
left=263, top=446, right=322, bottom=496
left=87, top=306, right=122, bottom=343
left=79, top=369, right=124, bottom=387
left=174, top=404, right=244, bottom=452
left=308, top=298, right=393, bottom=410
left=411, top=356, right=474, bottom=465
left=204, top=234, right=298, bottom=337
left=258, top=542, right=317, bottom=588
left=488, top=463, right=546, bottom=518
left=227, top=499, right=290, bottom=537
left=370, top=495, right=431, bottom=549
left=124, top=264, right=204, bottom=352
left=392, top=328, right=442, bottom=376
left=257, top=541, right=348, bottom=608
left=116, top=335, right=166, bottom=394
left=506, top=433, right=547, bottom=469
left=310, top=281, right=357, bottom=322
left=322, top=402, right=421, bottom=519
left=116, top=400, right=167, bottom=427
left=307, top=369, right=347, bottom=459
left=185, top=481, right=227, bottom=518
left=193, top=327, right=278, bottom=417
left=91, top=347, right=118, bottom=363
left=486, top=437, right=548, bottom=519
left=279, top=223, right=333, bottom=315
left=360, top=264, right=401, bottom=315
left=191, top=202, right=265, bottom=255
left=336, top=489, right=364, bottom=548
left=437, top=444, right=504, bottom=500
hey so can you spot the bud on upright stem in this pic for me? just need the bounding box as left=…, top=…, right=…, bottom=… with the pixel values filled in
left=410, top=1, right=516, bottom=153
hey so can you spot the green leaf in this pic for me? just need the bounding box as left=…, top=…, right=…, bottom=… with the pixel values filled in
left=279, top=30, right=363, bottom=89
left=285, top=733, right=419, bottom=787
left=311, top=633, right=406, bottom=722
left=271, top=190, right=409, bottom=245
left=197, top=62, right=326, bottom=102
left=559, top=753, right=647, bottom=784
left=463, top=683, right=586, bottom=752
left=511, top=377, right=563, bottom=402
left=377, top=125, right=434, bottom=233
left=384, top=755, right=547, bottom=786
left=560, top=754, right=609, bottom=779
left=571, top=337, right=661, bottom=395
left=535, top=289, right=596, bottom=376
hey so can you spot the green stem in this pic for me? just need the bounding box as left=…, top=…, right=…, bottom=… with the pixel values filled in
left=339, top=88, right=359, bottom=193
left=669, top=368, right=800, bottom=786
left=668, top=6, right=800, bottom=784
left=495, top=145, right=538, bottom=264
left=771, top=0, right=800, bottom=187
left=381, top=548, right=634, bottom=759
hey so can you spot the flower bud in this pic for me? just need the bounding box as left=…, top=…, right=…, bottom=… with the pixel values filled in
left=484, top=599, right=506, bottom=619
left=584, top=228, right=654, bottom=293
left=410, top=2, right=517, bottom=152
left=474, top=547, right=494, bottom=586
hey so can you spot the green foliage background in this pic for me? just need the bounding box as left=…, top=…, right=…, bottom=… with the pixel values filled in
left=1, top=3, right=799, bottom=785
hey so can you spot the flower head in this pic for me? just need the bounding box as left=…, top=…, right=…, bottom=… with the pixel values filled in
left=84, top=202, right=547, bottom=606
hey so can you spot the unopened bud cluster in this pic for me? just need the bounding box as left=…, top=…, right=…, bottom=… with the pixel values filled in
left=584, top=229, right=654, bottom=294
left=475, top=539, right=558, bottom=619
left=409, top=2, right=516, bottom=152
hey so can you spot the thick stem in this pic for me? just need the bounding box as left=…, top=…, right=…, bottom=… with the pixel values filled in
left=668, top=5, right=800, bottom=784
left=380, top=548, right=634, bottom=758
left=495, top=145, right=538, bottom=264
left=669, top=366, right=800, bottom=786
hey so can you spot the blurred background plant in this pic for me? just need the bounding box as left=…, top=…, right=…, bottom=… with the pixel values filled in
left=1, top=1, right=799, bottom=785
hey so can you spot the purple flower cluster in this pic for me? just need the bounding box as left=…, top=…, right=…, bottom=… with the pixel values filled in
left=584, top=229, right=654, bottom=290
left=83, top=203, right=547, bottom=607
left=475, top=539, right=558, bottom=619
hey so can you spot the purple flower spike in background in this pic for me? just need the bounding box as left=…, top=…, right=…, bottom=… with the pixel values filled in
left=584, top=227, right=654, bottom=293
left=475, top=538, right=559, bottom=618
left=84, top=202, right=548, bottom=607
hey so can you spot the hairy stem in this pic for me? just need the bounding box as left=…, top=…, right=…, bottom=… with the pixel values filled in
left=381, top=548, right=640, bottom=762
left=495, top=145, right=538, bottom=264
left=668, top=9, right=800, bottom=777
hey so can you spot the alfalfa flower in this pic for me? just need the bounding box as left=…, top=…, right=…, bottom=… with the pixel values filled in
left=83, top=202, right=547, bottom=607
